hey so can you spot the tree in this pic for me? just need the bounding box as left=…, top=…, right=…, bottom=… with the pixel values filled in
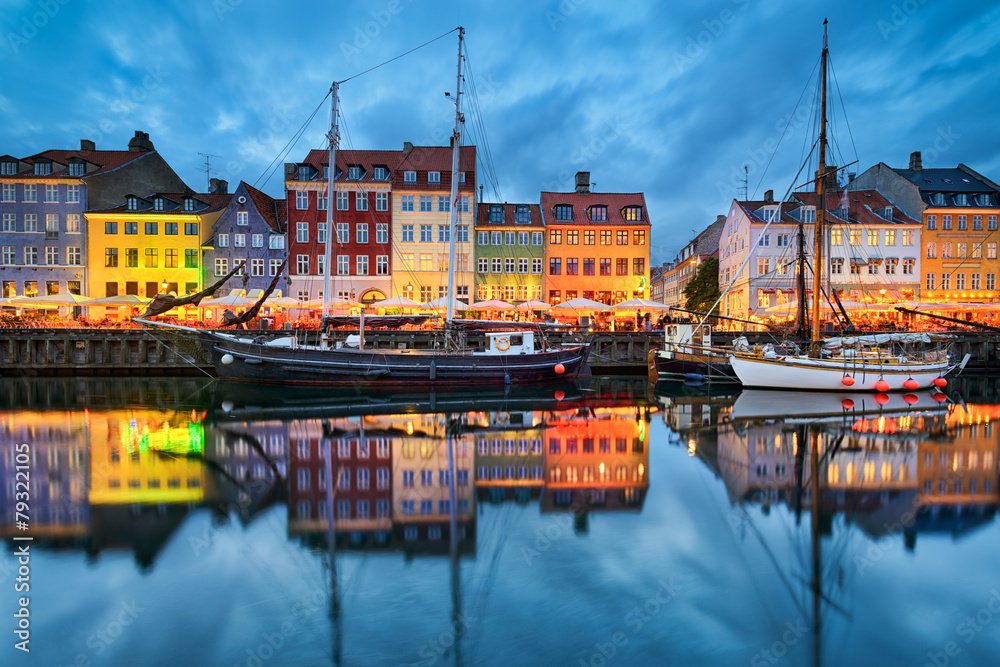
left=683, top=257, right=721, bottom=314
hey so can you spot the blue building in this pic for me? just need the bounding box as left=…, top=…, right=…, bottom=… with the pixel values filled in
left=206, top=181, right=287, bottom=296
left=0, top=132, right=187, bottom=299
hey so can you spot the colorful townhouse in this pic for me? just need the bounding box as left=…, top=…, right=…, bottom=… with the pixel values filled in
left=0, top=132, right=186, bottom=299
left=539, top=172, right=650, bottom=305
left=474, top=202, right=545, bottom=303
left=853, top=153, right=1000, bottom=302
left=284, top=149, right=402, bottom=305
left=391, top=143, right=476, bottom=304
left=660, top=215, right=725, bottom=309
left=84, top=185, right=231, bottom=319
left=717, top=184, right=922, bottom=319
left=207, top=181, right=287, bottom=299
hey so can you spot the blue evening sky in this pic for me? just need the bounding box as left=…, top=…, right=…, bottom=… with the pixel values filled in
left=2, top=0, right=998, bottom=264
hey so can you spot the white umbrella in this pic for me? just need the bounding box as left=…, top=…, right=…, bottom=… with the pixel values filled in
left=553, top=297, right=611, bottom=311
left=612, top=298, right=672, bottom=311
left=85, top=294, right=152, bottom=306
left=372, top=296, right=422, bottom=309
left=199, top=293, right=256, bottom=308
left=422, top=296, right=469, bottom=311
left=515, top=299, right=552, bottom=310
left=469, top=299, right=515, bottom=310
left=263, top=296, right=303, bottom=308
left=18, top=293, right=94, bottom=306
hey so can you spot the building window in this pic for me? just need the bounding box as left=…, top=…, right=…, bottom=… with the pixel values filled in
left=373, top=191, right=389, bottom=212
left=23, top=184, right=37, bottom=203
left=549, top=229, right=562, bottom=245
left=376, top=255, right=388, bottom=275
left=600, top=230, right=612, bottom=245
left=438, top=225, right=450, bottom=243
left=215, top=258, right=228, bottom=276
left=566, top=258, right=578, bottom=275
left=902, top=230, right=914, bottom=246
left=67, top=247, right=81, bottom=265
left=831, top=258, right=844, bottom=274
left=902, top=258, right=915, bottom=275
left=356, top=255, right=368, bottom=275
left=296, top=191, right=308, bottom=209
left=633, top=258, right=645, bottom=275
left=600, top=258, right=611, bottom=276
left=478, top=257, right=489, bottom=274
left=296, top=255, right=309, bottom=275
left=420, top=225, right=432, bottom=242
left=234, top=234, right=245, bottom=248
left=401, top=195, right=414, bottom=212
left=250, top=258, right=264, bottom=276
left=125, top=221, right=137, bottom=235
left=616, top=258, right=628, bottom=275
left=269, top=259, right=282, bottom=276
left=236, top=211, right=248, bottom=226
left=104, top=248, right=117, bottom=267
left=316, top=191, right=328, bottom=210
left=428, top=171, right=440, bottom=183
left=491, top=257, right=502, bottom=273
left=403, top=170, right=416, bottom=183
left=419, top=196, right=433, bottom=212
left=942, top=215, right=952, bottom=230
left=335, top=191, right=349, bottom=211
left=185, top=249, right=198, bottom=268
left=926, top=273, right=935, bottom=291
left=589, top=206, right=608, bottom=222
left=554, top=205, right=572, bottom=221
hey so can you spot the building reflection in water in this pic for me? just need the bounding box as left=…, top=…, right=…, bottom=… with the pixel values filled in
left=0, top=377, right=655, bottom=568
left=656, top=380, right=1000, bottom=665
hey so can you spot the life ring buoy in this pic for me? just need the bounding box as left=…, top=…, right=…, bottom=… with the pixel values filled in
left=496, top=411, right=510, bottom=425
left=496, top=337, right=510, bottom=352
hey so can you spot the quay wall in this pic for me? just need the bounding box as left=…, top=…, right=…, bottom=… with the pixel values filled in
left=0, top=329, right=996, bottom=376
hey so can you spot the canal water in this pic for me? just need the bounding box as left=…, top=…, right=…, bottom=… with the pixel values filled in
left=1, top=375, right=998, bottom=667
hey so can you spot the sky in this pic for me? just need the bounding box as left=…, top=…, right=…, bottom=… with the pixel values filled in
left=2, top=0, right=999, bottom=265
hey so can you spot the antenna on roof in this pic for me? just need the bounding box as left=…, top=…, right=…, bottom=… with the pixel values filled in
left=198, top=152, right=222, bottom=192
left=741, top=166, right=748, bottom=200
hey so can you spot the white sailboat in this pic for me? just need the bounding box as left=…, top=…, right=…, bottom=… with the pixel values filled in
left=728, top=21, right=964, bottom=393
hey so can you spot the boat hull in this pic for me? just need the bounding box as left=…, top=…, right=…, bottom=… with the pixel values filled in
left=729, top=353, right=950, bottom=392
left=653, top=349, right=737, bottom=383
left=204, top=332, right=591, bottom=386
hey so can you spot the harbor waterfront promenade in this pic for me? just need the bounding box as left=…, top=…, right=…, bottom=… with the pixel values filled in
left=2, top=327, right=1000, bottom=375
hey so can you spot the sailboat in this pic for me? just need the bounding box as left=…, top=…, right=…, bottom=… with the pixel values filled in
left=136, top=28, right=590, bottom=386
left=728, top=20, right=964, bottom=392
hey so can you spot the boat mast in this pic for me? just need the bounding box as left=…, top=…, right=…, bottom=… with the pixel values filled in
left=322, top=82, right=340, bottom=332
left=445, top=27, right=464, bottom=325
left=810, top=20, right=829, bottom=354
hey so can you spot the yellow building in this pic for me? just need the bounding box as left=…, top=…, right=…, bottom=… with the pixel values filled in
left=390, top=145, right=476, bottom=303
left=88, top=409, right=207, bottom=505
left=85, top=192, right=231, bottom=318
left=917, top=404, right=999, bottom=506
left=540, top=174, right=651, bottom=305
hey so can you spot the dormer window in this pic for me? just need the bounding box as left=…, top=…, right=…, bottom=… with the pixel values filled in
left=554, top=205, right=573, bottom=221
left=323, top=166, right=330, bottom=180
left=183, top=198, right=194, bottom=211
left=298, top=166, right=311, bottom=181
left=428, top=171, right=441, bottom=184
left=459, top=172, right=466, bottom=184
left=154, top=198, right=164, bottom=211
left=588, top=206, right=608, bottom=222
left=932, top=193, right=945, bottom=206
left=883, top=206, right=894, bottom=221
left=489, top=204, right=504, bottom=224
left=403, top=170, right=416, bottom=183
left=956, top=193, right=968, bottom=205
left=0, top=161, right=16, bottom=175
left=34, top=161, right=51, bottom=176
left=623, top=206, right=642, bottom=222
left=373, top=166, right=388, bottom=181
left=979, top=193, right=994, bottom=207
left=801, top=207, right=816, bottom=224
left=759, top=207, right=777, bottom=222
left=515, top=205, right=530, bottom=224
left=127, top=197, right=138, bottom=211
left=68, top=162, right=85, bottom=176
left=348, top=165, right=361, bottom=180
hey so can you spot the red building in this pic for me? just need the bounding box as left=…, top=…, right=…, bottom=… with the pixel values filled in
left=284, top=149, right=402, bottom=304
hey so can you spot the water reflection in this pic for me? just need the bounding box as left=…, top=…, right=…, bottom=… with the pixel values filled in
left=0, top=376, right=997, bottom=665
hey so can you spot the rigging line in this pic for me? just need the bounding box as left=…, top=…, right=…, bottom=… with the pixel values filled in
left=337, top=27, right=460, bottom=84
left=254, top=90, right=331, bottom=191
left=827, top=55, right=859, bottom=166
left=463, top=43, right=503, bottom=203
left=752, top=54, right=822, bottom=199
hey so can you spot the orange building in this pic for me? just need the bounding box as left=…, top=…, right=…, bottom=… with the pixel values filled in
left=540, top=172, right=650, bottom=305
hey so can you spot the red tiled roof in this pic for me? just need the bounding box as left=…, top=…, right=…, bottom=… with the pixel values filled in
left=4, top=150, right=152, bottom=180
left=735, top=201, right=800, bottom=225
left=475, top=202, right=543, bottom=227
left=241, top=181, right=286, bottom=233
left=88, top=193, right=233, bottom=214
left=539, top=191, right=648, bottom=226
left=794, top=189, right=920, bottom=225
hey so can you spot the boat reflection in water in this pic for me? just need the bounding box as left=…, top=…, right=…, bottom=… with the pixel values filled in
left=655, top=381, right=998, bottom=666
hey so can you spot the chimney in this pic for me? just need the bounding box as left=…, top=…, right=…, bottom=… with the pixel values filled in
left=403, top=141, right=413, bottom=154
left=824, top=165, right=839, bottom=193
left=209, top=178, right=228, bottom=194
left=764, top=189, right=774, bottom=204
left=575, top=171, right=590, bottom=194
left=80, top=139, right=95, bottom=151
left=127, top=130, right=155, bottom=152
left=909, top=151, right=922, bottom=170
